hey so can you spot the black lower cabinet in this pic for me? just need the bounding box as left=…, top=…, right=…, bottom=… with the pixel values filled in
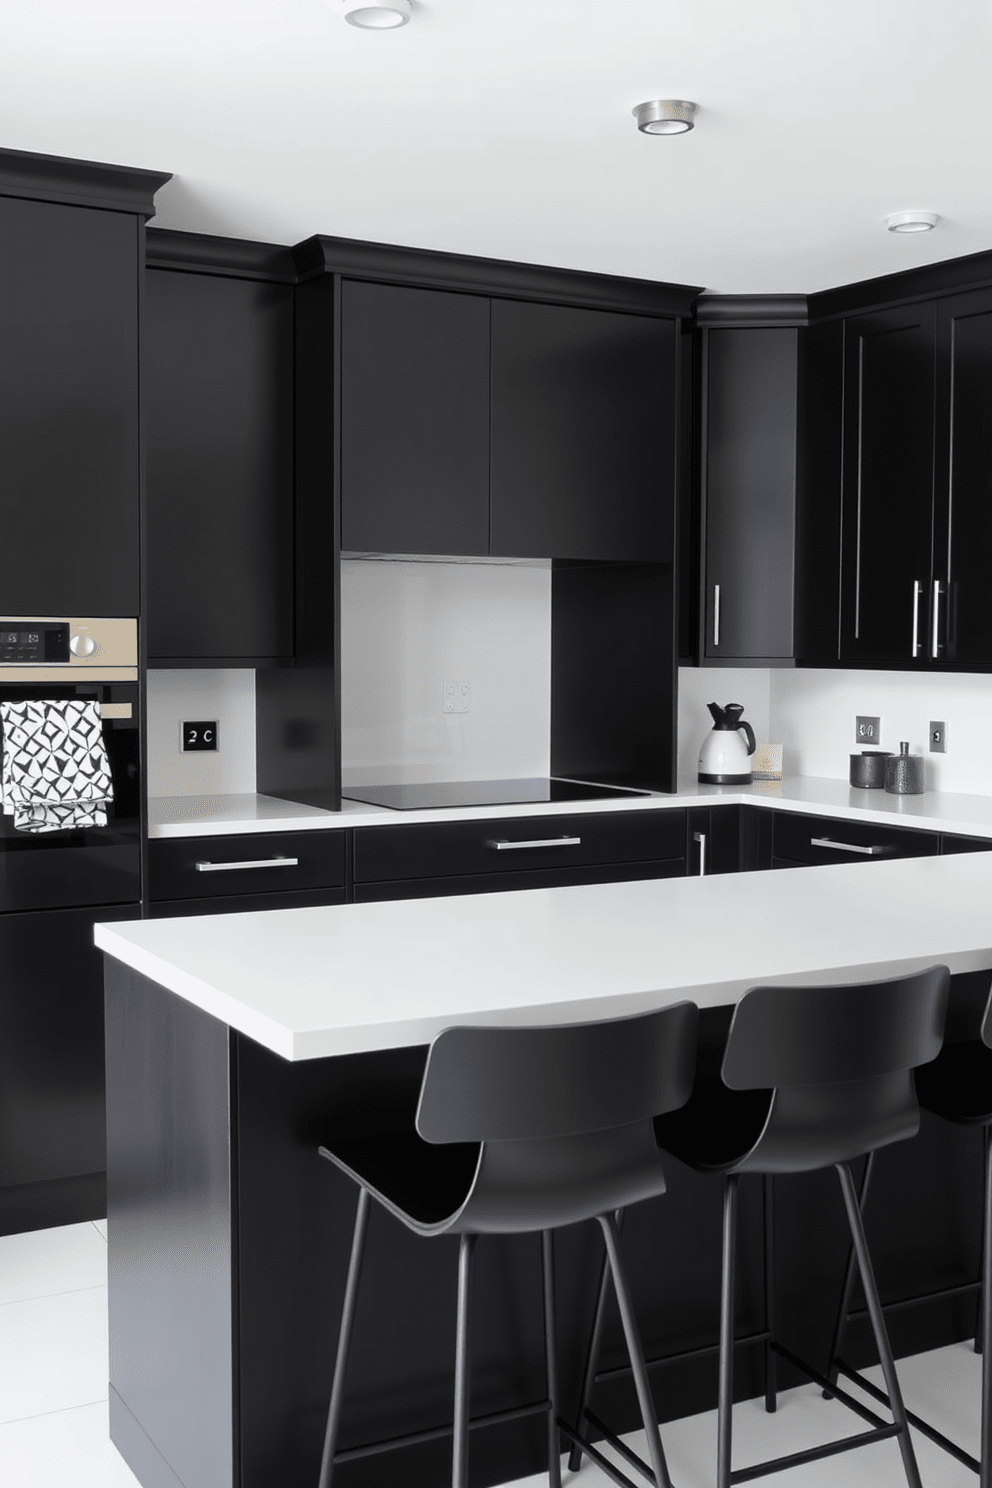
left=772, top=811, right=939, bottom=867
left=687, top=804, right=741, bottom=876
left=0, top=902, right=138, bottom=1236
left=148, top=830, right=347, bottom=916
left=941, top=833, right=992, bottom=854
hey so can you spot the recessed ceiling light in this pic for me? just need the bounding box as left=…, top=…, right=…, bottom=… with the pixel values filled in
left=632, top=100, right=697, bottom=136
left=343, top=0, right=411, bottom=28
left=886, top=211, right=939, bottom=234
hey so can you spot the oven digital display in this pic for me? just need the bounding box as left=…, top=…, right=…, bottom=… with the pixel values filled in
left=0, top=626, right=64, bottom=663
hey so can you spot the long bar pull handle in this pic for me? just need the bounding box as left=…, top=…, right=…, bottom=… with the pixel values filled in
left=693, top=830, right=708, bottom=877
left=713, top=584, right=721, bottom=648
left=932, top=579, right=942, bottom=660
left=486, top=836, right=582, bottom=851
left=810, top=837, right=886, bottom=857
left=195, top=857, right=300, bottom=872
left=912, top=580, right=921, bottom=659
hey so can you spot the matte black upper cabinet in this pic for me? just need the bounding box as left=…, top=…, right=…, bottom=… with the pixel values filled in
left=934, top=288, right=992, bottom=666
left=839, top=303, right=937, bottom=667
left=340, top=280, right=491, bottom=557
left=490, top=299, right=676, bottom=561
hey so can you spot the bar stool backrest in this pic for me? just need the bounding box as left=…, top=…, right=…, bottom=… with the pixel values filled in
left=416, top=1002, right=698, bottom=1144
left=719, top=966, right=949, bottom=1173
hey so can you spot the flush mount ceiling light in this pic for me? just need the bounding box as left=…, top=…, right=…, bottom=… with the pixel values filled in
left=886, top=211, right=939, bottom=234
left=632, top=100, right=697, bottom=135
left=343, top=0, right=411, bottom=28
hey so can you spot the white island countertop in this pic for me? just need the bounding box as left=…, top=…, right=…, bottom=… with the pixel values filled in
left=147, top=776, right=992, bottom=841
left=96, top=851, right=992, bottom=1062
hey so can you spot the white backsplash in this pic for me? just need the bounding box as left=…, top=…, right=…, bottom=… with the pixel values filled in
left=146, top=669, right=256, bottom=797
left=340, top=558, right=552, bottom=785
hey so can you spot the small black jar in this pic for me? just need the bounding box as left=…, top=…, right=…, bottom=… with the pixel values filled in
left=850, top=750, right=893, bottom=789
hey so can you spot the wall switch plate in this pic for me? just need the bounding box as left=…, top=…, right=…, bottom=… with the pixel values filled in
left=442, top=680, right=471, bottom=714
left=182, top=720, right=218, bottom=752
left=929, top=720, right=946, bottom=753
left=855, top=715, right=880, bottom=745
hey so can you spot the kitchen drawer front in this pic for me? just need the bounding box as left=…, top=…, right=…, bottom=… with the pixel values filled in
left=148, top=887, right=348, bottom=918
left=772, top=812, right=938, bottom=868
left=353, top=808, right=686, bottom=884
left=940, top=834, right=992, bottom=855
left=149, top=831, right=347, bottom=903
left=354, top=856, right=686, bottom=903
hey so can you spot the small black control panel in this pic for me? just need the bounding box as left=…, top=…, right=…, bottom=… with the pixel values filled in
left=0, top=623, right=69, bottom=664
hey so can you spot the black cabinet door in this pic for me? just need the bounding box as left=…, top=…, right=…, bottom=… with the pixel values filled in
left=340, top=280, right=490, bottom=556
left=0, top=904, right=138, bottom=1191
left=0, top=198, right=139, bottom=616
left=935, top=289, right=992, bottom=666
left=839, top=303, right=936, bottom=666
left=490, top=299, right=676, bottom=560
left=145, top=269, right=294, bottom=663
left=704, top=328, right=797, bottom=659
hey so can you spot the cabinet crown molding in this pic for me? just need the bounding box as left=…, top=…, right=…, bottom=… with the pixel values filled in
left=696, top=294, right=808, bottom=327
left=0, top=146, right=170, bottom=217
left=809, top=246, right=992, bottom=321
left=293, top=233, right=702, bottom=317
left=146, top=228, right=297, bottom=282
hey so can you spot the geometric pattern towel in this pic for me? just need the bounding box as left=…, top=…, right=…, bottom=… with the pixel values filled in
left=0, top=698, right=115, bottom=833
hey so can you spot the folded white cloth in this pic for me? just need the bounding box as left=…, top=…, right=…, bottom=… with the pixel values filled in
left=0, top=699, right=115, bottom=833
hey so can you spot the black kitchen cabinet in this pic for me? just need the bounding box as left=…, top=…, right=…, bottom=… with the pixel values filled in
left=490, top=298, right=676, bottom=560
left=148, top=830, right=346, bottom=909
left=686, top=804, right=742, bottom=875
left=838, top=303, right=937, bottom=666
left=702, top=327, right=798, bottom=660
left=771, top=811, right=939, bottom=868
left=340, top=280, right=491, bottom=557
left=0, top=903, right=139, bottom=1236
left=940, top=833, right=992, bottom=854
left=145, top=240, right=295, bottom=665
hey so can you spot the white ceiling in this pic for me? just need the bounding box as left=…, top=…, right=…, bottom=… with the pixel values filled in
left=2, top=0, right=991, bottom=294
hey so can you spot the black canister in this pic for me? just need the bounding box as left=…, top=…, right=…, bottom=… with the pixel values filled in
left=884, top=741, right=925, bottom=795
left=849, top=750, right=893, bottom=789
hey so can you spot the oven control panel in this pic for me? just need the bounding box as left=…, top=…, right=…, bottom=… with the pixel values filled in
left=0, top=623, right=69, bottom=665
left=0, top=617, right=137, bottom=679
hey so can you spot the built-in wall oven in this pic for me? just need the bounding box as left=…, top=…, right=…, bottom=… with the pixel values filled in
left=0, top=617, right=140, bottom=1233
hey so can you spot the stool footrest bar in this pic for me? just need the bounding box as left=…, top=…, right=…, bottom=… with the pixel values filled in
left=334, top=1397, right=551, bottom=1464
left=558, top=1418, right=657, bottom=1488
left=770, top=1342, right=891, bottom=1430
left=729, top=1424, right=902, bottom=1483
left=834, top=1360, right=981, bottom=1473
left=585, top=1407, right=660, bottom=1482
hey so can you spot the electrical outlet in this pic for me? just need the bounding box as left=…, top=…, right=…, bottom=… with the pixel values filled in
left=182, top=720, right=218, bottom=752
left=929, top=720, right=946, bottom=753
left=442, top=680, right=471, bottom=714
left=855, top=715, right=880, bottom=745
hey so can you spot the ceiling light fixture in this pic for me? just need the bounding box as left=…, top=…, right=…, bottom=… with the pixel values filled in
left=886, top=211, right=939, bottom=234
left=632, top=100, right=697, bottom=136
left=343, top=0, right=411, bottom=28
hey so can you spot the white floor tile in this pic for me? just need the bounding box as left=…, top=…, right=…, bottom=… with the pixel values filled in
left=0, top=1222, right=106, bottom=1305
left=0, top=1401, right=139, bottom=1488
left=0, top=1286, right=108, bottom=1425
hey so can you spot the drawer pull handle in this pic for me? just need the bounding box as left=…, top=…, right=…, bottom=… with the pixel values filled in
left=194, top=857, right=300, bottom=873
left=809, top=837, right=887, bottom=857
left=486, top=836, right=582, bottom=851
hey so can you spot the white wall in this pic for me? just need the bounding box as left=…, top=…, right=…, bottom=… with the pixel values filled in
left=769, top=668, right=992, bottom=794
left=146, top=669, right=256, bottom=797
left=677, top=666, right=771, bottom=786
left=340, top=558, right=551, bottom=785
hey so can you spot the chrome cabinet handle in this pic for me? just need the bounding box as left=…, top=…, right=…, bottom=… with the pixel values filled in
left=693, top=830, right=707, bottom=876
left=486, top=836, right=582, bottom=851
left=912, top=579, right=921, bottom=658
left=810, top=837, right=886, bottom=857
left=932, top=578, right=942, bottom=659
left=713, top=583, right=721, bottom=647
left=194, top=857, right=300, bottom=872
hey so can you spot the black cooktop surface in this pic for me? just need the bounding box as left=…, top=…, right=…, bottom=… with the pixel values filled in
left=342, top=777, right=649, bottom=812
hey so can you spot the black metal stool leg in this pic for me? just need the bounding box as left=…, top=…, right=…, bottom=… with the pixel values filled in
left=598, top=1211, right=674, bottom=1488
left=567, top=1209, right=625, bottom=1473
left=978, top=1126, right=991, bottom=1358
left=763, top=1174, right=776, bottom=1414
left=542, top=1231, right=562, bottom=1488
left=836, top=1162, right=923, bottom=1488
left=452, top=1232, right=477, bottom=1488
left=982, top=1130, right=992, bottom=1488
left=318, top=1186, right=371, bottom=1488
left=718, top=1174, right=739, bottom=1488
left=823, top=1150, right=875, bottom=1396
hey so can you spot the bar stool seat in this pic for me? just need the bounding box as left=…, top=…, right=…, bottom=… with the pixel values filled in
left=571, top=965, right=949, bottom=1488
left=315, top=1002, right=698, bottom=1488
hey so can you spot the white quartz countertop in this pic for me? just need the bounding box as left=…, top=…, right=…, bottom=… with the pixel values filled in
left=147, top=777, right=992, bottom=841
left=96, top=851, right=992, bottom=1062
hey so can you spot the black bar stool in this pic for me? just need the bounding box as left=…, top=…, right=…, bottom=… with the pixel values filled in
left=571, top=964, right=949, bottom=1488
left=315, top=1001, right=698, bottom=1488
left=825, top=972, right=992, bottom=1485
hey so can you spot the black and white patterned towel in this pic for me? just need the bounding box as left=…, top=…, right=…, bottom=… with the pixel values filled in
left=0, top=699, right=115, bottom=833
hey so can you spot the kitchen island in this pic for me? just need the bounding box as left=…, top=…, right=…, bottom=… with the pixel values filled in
left=97, top=853, right=992, bottom=1488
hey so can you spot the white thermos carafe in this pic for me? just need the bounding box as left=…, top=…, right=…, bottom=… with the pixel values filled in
left=698, top=702, right=757, bottom=785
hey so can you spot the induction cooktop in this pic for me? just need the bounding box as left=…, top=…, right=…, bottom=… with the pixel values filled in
left=342, top=777, right=650, bottom=812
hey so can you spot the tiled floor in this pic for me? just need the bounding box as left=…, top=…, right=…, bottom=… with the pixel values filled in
left=0, top=1219, right=982, bottom=1487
